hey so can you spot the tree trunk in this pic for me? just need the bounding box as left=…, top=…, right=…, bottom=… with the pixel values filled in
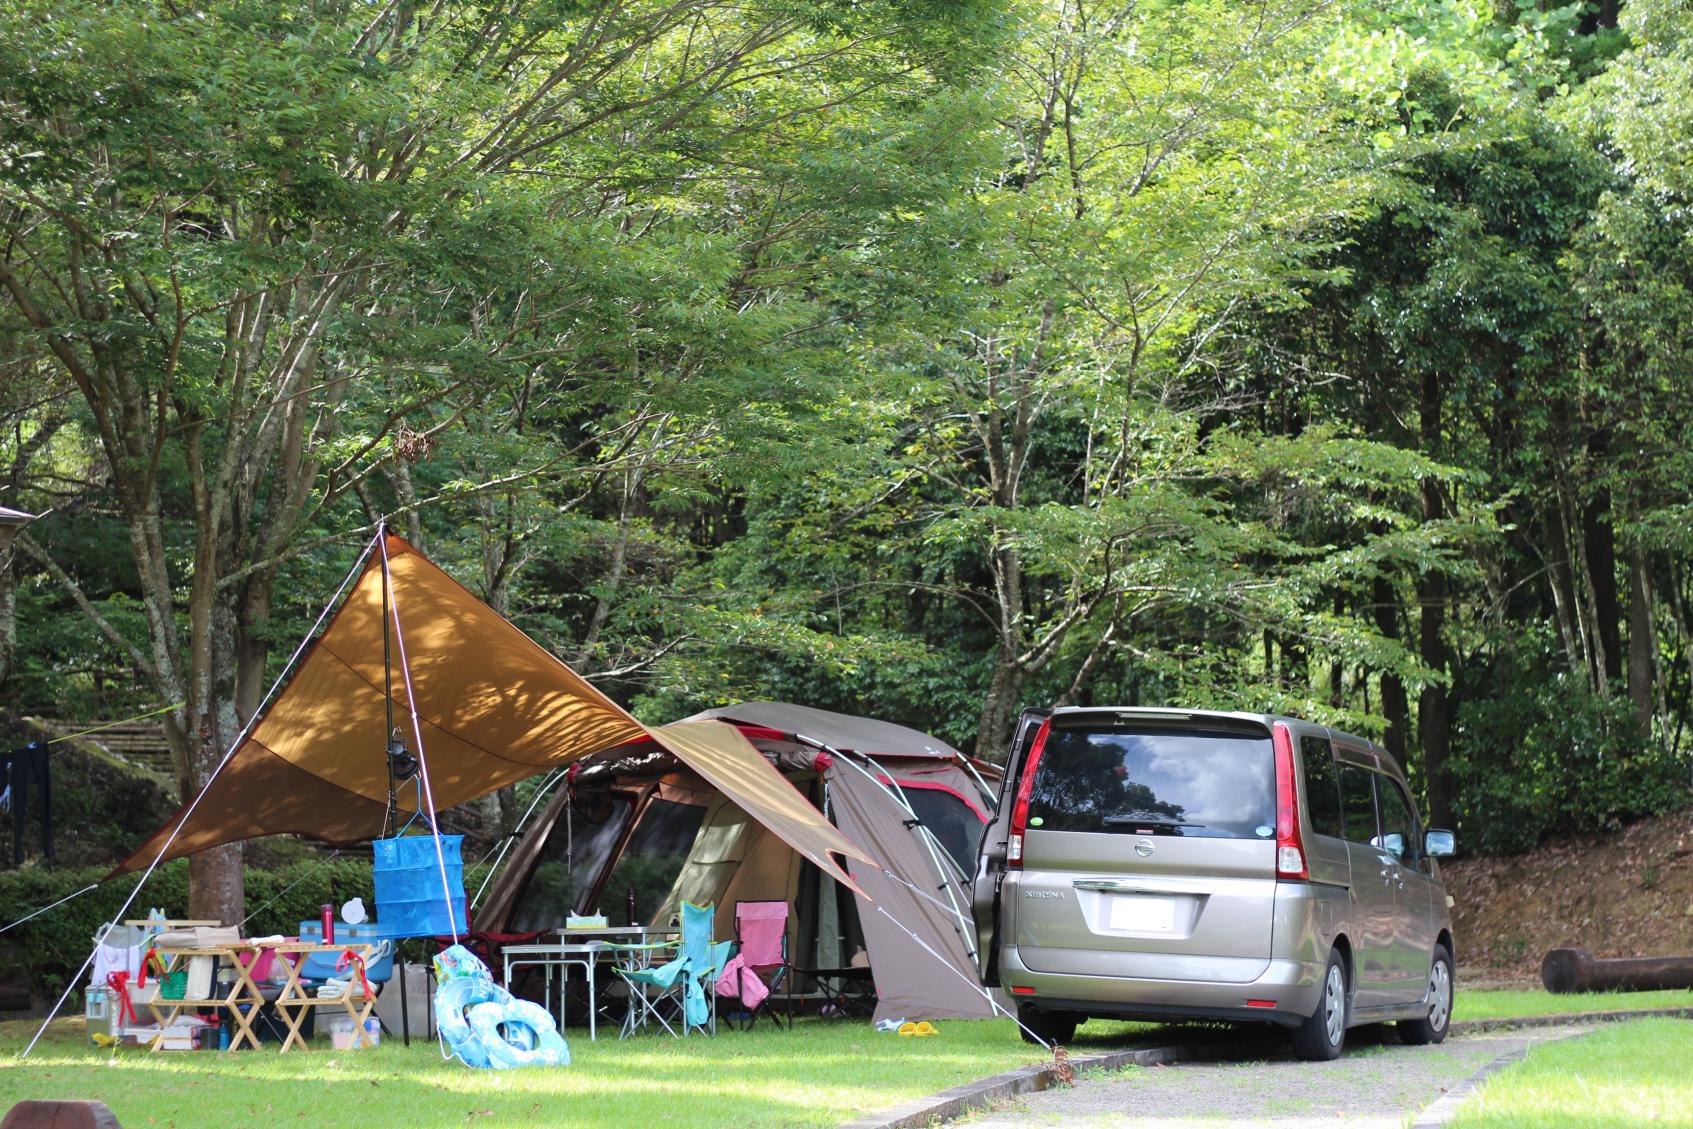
left=1582, top=474, right=1622, bottom=687
left=0, top=555, right=15, bottom=688
left=1417, top=370, right=1451, bottom=828
left=186, top=588, right=245, bottom=924
left=1372, top=576, right=1409, bottom=763
left=975, top=651, right=1024, bottom=766
left=1628, top=550, right=1655, bottom=735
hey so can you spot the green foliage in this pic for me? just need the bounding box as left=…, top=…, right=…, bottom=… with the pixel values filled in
left=1451, top=634, right=1688, bottom=855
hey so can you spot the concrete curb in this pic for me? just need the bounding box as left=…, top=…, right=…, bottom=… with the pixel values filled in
left=835, top=1042, right=1186, bottom=1129
left=842, top=1008, right=1693, bottom=1129
left=838, top=1036, right=1278, bottom=1129
left=1449, top=1006, right=1693, bottom=1034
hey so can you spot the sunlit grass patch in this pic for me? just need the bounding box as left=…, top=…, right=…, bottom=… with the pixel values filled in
left=1449, top=1018, right=1693, bottom=1128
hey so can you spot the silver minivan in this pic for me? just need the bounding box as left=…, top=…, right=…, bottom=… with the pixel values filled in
left=972, top=707, right=1457, bottom=1060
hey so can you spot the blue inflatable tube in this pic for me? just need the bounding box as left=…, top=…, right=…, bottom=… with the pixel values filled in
left=467, top=1000, right=570, bottom=1068
left=436, top=974, right=508, bottom=1068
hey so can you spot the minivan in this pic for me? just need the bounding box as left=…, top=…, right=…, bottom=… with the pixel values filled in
left=972, top=707, right=1457, bottom=1060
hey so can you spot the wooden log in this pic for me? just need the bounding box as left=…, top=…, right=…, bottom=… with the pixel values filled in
left=0, top=1102, right=123, bottom=1129
left=1541, top=947, right=1693, bottom=994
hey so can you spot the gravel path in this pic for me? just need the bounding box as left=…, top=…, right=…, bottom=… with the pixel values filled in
left=963, top=1025, right=1583, bottom=1129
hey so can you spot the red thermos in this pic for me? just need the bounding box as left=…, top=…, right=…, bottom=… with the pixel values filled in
left=321, top=904, right=335, bottom=944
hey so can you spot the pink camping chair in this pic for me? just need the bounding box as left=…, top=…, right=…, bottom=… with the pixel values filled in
left=718, top=900, right=789, bottom=1031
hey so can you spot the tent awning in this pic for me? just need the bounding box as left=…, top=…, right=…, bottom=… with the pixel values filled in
left=113, top=535, right=867, bottom=895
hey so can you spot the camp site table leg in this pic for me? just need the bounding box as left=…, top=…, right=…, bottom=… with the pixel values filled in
left=224, top=959, right=265, bottom=1051
left=273, top=951, right=313, bottom=1052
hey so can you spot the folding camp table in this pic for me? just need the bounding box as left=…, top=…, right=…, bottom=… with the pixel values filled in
left=269, top=941, right=382, bottom=1052
left=141, top=943, right=265, bottom=1052
left=502, top=926, right=679, bottom=1041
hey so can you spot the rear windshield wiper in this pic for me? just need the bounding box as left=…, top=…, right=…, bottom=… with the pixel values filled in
left=1101, top=813, right=1208, bottom=831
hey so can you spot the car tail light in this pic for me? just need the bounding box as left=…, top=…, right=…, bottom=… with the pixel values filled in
left=1006, top=719, right=1052, bottom=869
left=1010, top=985, right=1036, bottom=995
left=1245, top=999, right=1277, bottom=1009
left=1272, top=722, right=1307, bottom=880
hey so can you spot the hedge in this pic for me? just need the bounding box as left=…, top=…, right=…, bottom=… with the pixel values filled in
left=0, top=858, right=491, bottom=1006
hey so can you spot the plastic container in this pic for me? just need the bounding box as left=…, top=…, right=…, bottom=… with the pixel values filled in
left=326, top=1015, right=360, bottom=1050
left=363, top=1018, right=381, bottom=1047
left=294, top=920, right=394, bottom=983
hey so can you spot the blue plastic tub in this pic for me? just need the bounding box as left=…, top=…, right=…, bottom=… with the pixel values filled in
left=295, top=920, right=395, bottom=982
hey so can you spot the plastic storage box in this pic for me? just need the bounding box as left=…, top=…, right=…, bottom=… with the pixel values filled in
left=294, top=920, right=395, bottom=983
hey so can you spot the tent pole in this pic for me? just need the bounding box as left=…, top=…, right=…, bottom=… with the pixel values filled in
left=821, top=745, right=980, bottom=967
left=378, top=536, right=461, bottom=946
left=20, top=529, right=383, bottom=1060
left=956, top=756, right=1000, bottom=811
left=471, top=767, right=566, bottom=910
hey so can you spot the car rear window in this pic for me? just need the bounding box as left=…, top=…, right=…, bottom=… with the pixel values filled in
left=1026, top=725, right=1275, bottom=839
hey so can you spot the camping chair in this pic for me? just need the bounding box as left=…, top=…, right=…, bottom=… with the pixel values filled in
left=611, top=901, right=731, bottom=1037
left=719, top=900, right=789, bottom=1031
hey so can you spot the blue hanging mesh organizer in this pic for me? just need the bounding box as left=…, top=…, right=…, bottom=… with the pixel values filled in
left=374, top=834, right=468, bottom=938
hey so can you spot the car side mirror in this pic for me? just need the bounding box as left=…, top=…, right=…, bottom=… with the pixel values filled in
left=1381, top=832, right=1405, bottom=859
left=1425, top=829, right=1456, bottom=858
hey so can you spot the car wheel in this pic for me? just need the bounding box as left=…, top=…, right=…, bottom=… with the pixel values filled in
left=1399, top=945, right=1453, bottom=1045
left=1016, top=1004, right=1080, bottom=1046
left=1291, top=950, right=1348, bottom=1061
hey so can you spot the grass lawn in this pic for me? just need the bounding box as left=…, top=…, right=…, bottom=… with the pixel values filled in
left=0, top=1015, right=1159, bottom=1129
left=4, top=990, right=1685, bottom=1128
left=1454, top=988, right=1693, bottom=1023
left=1448, top=1017, right=1693, bottom=1128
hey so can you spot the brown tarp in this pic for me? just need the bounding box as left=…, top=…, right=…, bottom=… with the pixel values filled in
left=827, top=760, right=997, bottom=1022
left=113, top=535, right=866, bottom=895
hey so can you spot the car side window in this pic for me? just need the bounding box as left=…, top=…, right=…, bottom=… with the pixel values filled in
left=1337, top=763, right=1378, bottom=845
left=1376, top=776, right=1423, bottom=869
left=1300, top=736, right=1342, bottom=839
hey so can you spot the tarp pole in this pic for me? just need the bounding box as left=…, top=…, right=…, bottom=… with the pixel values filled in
left=19, top=529, right=382, bottom=1060
left=378, top=535, right=461, bottom=945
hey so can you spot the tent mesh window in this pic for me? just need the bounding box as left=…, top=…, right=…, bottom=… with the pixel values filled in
left=512, top=793, right=633, bottom=932
left=900, top=786, right=987, bottom=875
left=600, top=797, right=708, bottom=923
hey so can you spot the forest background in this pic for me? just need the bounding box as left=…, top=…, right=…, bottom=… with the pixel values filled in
left=2, top=0, right=1692, bottom=922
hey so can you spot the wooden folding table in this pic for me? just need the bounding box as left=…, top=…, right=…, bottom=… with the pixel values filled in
left=269, top=941, right=381, bottom=1052
left=142, top=943, right=265, bottom=1052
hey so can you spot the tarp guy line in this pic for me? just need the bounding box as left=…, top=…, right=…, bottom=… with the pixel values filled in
left=0, top=883, right=99, bottom=936
left=379, top=530, right=460, bottom=946
left=20, top=529, right=382, bottom=1061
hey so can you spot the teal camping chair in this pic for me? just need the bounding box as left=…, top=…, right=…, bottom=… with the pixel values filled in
left=612, top=901, right=733, bottom=1037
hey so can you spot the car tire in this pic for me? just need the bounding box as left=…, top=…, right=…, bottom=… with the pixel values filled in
left=1398, top=944, right=1454, bottom=1045
left=1016, top=1004, right=1080, bottom=1046
left=1291, top=950, right=1348, bottom=1061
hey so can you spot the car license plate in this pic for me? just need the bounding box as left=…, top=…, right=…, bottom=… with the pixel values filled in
left=1108, top=895, right=1175, bottom=933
